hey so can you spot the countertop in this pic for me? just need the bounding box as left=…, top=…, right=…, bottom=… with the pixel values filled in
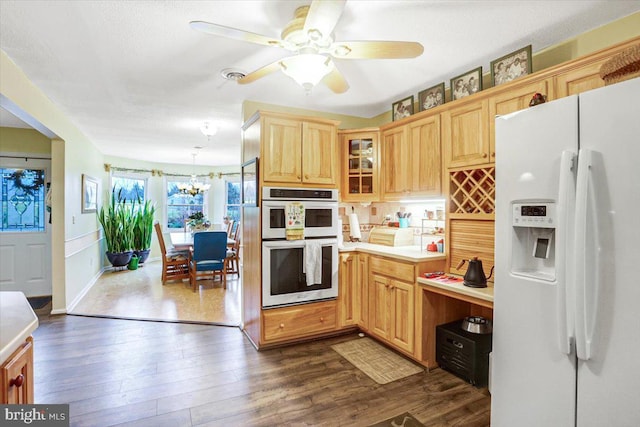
left=0, top=292, right=39, bottom=363
left=339, top=242, right=446, bottom=263
left=417, top=275, right=494, bottom=305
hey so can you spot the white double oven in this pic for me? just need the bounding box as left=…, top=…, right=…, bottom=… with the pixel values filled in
left=261, top=187, right=339, bottom=308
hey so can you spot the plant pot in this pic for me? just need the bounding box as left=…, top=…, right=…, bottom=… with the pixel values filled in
left=106, top=251, right=133, bottom=268
left=134, top=249, right=151, bottom=264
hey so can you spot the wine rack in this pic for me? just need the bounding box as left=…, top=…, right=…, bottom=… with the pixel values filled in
left=449, top=167, right=495, bottom=214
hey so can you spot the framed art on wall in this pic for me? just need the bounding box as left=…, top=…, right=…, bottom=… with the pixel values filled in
left=82, top=174, right=98, bottom=213
left=418, top=82, right=445, bottom=111
left=450, top=67, right=483, bottom=101
left=392, top=95, right=414, bottom=121
left=490, top=45, right=532, bottom=86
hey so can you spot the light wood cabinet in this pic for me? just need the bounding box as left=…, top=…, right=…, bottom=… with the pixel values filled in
left=340, top=129, right=380, bottom=202
left=261, top=113, right=338, bottom=186
left=262, top=300, right=337, bottom=343
left=442, top=99, right=490, bottom=169
left=408, top=115, right=442, bottom=196
left=368, top=257, right=416, bottom=354
left=489, top=78, right=555, bottom=154
left=338, top=253, right=357, bottom=328
left=555, top=59, right=608, bottom=98
left=381, top=125, right=411, bottom=199
left=381, top=115, right=442, bottom=200
left=356, top=253, right=369, bottom=329
left=1, top=336, right=34, bottom=404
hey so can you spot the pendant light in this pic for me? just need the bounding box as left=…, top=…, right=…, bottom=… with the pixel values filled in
left=178, top=151, right=210, bottom=196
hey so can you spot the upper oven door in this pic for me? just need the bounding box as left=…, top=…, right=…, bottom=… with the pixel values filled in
left=262, top=200, right=339, bottom=239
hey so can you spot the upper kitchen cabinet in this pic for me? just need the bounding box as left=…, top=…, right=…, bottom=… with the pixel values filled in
left=442, top=98, right=491, bottom=169
left=339, top=129, right=380, bottom=202
left=408, top=115, right=442, bottom=196
left=257, top=112, right=339, bottom=187
left=488, top=78, right=555, bottom=151
left=381, top=125, right=411, bottom=199
left=380, top=114, right=442, bottom=200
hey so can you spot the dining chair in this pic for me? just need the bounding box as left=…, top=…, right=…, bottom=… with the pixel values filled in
left=226, top=233, right=240, bottom=277
left=154, top=222, right=189, bottom=285
left=226, top=220, right=235, bottom=238
left=190, top=231, right=228, bottom=292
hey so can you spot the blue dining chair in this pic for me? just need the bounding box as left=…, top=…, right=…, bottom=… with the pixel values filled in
left=189, top=231, right=228, bottom=292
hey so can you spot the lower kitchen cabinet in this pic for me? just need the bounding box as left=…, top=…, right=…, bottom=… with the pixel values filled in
left=1, top=336, right=34, bottom=404
left=338, top=253, right=357, bottom=328
left=368, top=256, right=417, bottom=355
left=262, top=300, right=337, bottom=343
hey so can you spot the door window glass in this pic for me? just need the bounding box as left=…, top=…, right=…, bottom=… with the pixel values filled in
left=0, top=168, right=46, bottom=232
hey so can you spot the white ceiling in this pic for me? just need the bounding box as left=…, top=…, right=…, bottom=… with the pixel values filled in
left=1, top=1, right=638, bottom=166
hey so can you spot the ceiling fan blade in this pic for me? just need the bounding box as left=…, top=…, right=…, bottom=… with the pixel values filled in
left=323, top=64, right=349, bottom=94
left=237, top=60, right=283, bottom=85
left=303, top=0, right=346, bottom=40
left=190, top=21, right=294, bottom=50
left=331, top=41, right=424, bottom=59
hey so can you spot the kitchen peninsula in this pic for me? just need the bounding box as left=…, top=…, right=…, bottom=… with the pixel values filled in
left=0, top=292, right=38, bottom=404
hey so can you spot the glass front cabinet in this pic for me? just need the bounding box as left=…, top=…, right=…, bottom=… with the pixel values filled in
left=340, top=129, right=380, bottom=202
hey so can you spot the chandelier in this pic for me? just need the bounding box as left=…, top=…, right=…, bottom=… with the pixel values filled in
left=178, top=153, right=210, bottom=196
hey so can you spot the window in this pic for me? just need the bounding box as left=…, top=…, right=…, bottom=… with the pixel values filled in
left=111, top=173, right=146, bottom=203
left=166, top=179, right=205, bottom=229
left=226, top=180, right=241, bottom=222
left=0, top=168, right=46, bottom=232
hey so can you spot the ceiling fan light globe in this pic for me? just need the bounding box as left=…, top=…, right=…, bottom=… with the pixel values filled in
left=280, top=54, right=333, bottom=91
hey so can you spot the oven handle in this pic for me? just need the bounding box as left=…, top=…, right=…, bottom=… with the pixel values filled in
left=262, top=238, right=338, bottom=248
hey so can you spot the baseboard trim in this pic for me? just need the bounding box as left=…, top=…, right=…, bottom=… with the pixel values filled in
left=66, top=266, right=107, bottom=312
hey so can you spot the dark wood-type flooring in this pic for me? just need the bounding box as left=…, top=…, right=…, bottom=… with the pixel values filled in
left=33, top=311, right=490, bottom=427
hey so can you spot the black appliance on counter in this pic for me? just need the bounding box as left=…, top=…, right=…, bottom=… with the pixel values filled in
left=436, top=319, right=492, bottom=387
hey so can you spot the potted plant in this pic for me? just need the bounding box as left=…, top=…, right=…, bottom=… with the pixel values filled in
left=97, top=189, right=135, bottom=268
left=186, top=211, right=211, bottom=233
left=132, top=198, right=156, bottom=264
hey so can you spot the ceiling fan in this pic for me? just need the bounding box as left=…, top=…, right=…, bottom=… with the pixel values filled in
left=190, top=0, right=424, bottom=94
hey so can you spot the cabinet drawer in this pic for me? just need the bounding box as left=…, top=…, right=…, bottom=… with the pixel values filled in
left=263, top=301, right=337, bottom=342
left=369, top=256, right=415, bottom=283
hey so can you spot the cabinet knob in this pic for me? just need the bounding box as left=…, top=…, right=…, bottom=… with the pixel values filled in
left=304, top=174, right=309, bottom=179
left=319, top=317, right=325, bottom=322
left=482, top=153, right=488, bottom=158
left=279, top=323, right=285, bottom=329
left=491, top=152, right=495, bottom=157
left=10, top=374, right=24, bottom=388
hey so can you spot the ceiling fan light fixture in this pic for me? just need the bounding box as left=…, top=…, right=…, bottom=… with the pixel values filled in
left=280, top=54, right=333, bottom=93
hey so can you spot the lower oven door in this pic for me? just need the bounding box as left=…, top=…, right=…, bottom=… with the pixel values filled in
left=262, top=238, right=338, bottom=308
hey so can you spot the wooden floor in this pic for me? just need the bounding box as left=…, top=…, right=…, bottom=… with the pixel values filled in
left=69, top=260, right=241, bottom=326
left=33, top=311, right=491, bottom=427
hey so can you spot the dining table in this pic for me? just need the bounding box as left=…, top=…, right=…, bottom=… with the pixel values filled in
left=170, top=232, right=235, bottom=251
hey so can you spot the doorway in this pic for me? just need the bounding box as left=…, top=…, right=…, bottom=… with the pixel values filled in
left=0, top=156, right=52, bottom=297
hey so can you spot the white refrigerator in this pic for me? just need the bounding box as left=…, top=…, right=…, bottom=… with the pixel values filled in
left=491, top=77, right=640, bottom=427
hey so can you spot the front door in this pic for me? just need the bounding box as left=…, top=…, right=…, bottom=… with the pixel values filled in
left=0, top=157, right=52, bottom=297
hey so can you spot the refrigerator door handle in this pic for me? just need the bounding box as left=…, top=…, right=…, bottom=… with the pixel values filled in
left=574, top=148, right=598, bottom=361
left=556, top=150, right=576, bottom=355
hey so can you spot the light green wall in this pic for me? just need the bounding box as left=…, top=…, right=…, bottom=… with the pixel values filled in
left=0, top=127, right=51, bottom=154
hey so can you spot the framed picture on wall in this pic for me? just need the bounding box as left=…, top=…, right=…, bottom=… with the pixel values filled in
left=490, top=45, right=532, bottom=86
left=82, top=174, right=98, bottom=213
left=450, top=67, right=483, bottom=101
left=418, top=82, right=446, bottom=111
left=392, top=95, right=414, bottom=121
left=241, top=157, right=258, bottom=207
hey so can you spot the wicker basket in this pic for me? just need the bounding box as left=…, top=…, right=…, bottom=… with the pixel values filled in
left=599, top=44, right=640, bottom=85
